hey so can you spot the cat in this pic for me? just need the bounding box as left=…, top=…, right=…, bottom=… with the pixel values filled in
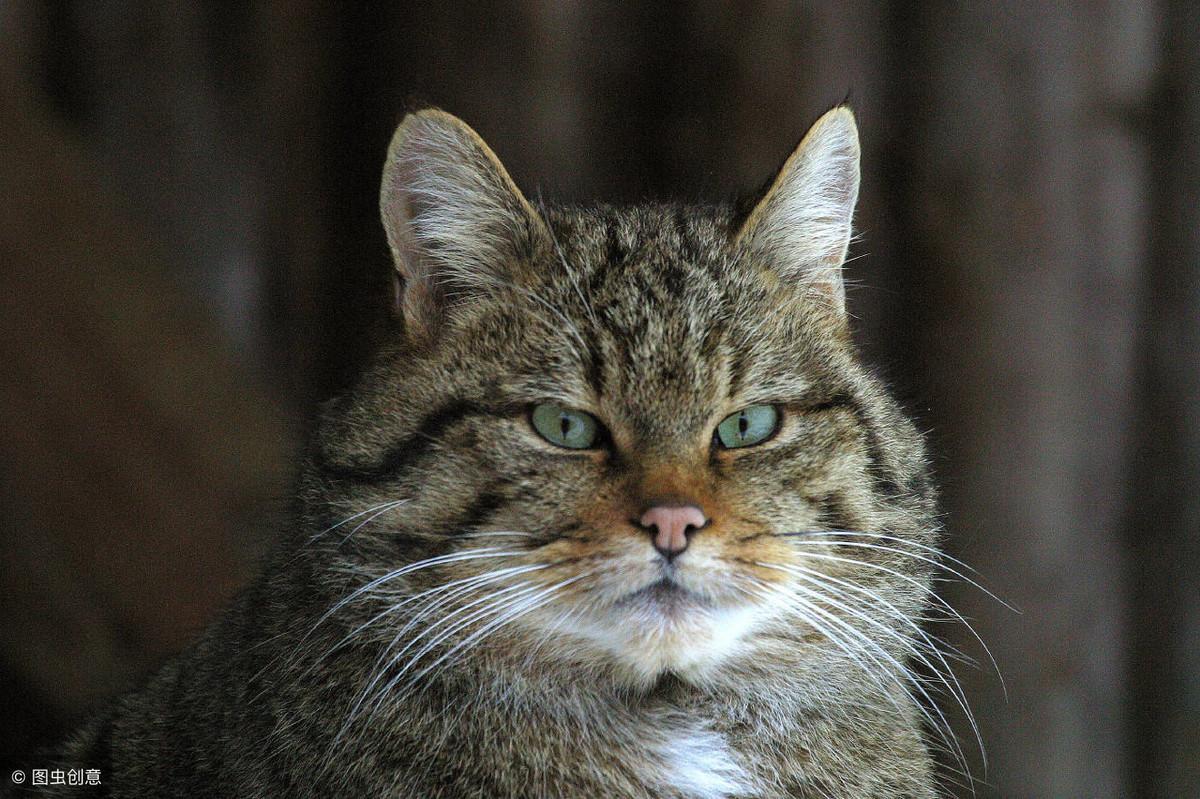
left=33, top=105, right=955, bottom=798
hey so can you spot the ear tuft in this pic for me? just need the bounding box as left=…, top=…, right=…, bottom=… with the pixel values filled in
left=735, top=106, right=861, bottom=316
left=380, top=109, right=545, bottom=340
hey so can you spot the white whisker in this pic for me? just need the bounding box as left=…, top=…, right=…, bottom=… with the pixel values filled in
left=403, top=572, right=590, bottom=691
left=309, top=548, right=523, bottom=635
left=752, top=577, right=969, bottom=777
left=781, top=536, right=1014, bottom=611
left=307, top=499, right=409, bottom=543
left=338, top=500, right=412, bottom=545
left=778, top=544, right=1006, bottom=692
left=759, top=561, right=985, bottom=770
left=331, top=581, right=541, bottom=754
left=786, top=530, right=986, bottom=579
left=749, top=581, right=900, bottom=708
left=309, top=564, right=548, bottom=673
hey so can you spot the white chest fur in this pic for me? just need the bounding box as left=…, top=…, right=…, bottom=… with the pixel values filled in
left=654, top=726, right=753, bottom=799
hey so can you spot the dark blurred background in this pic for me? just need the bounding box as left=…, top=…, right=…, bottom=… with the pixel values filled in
left=2, top=2, right=1196, bottom=797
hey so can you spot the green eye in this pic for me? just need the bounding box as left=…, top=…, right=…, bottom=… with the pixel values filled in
left=715, top=405, right=779, bottom=449
left=531, top=403, right=600, bottom=449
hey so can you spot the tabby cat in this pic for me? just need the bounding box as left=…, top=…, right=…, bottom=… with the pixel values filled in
left=39, top=106, right=960, bottom=797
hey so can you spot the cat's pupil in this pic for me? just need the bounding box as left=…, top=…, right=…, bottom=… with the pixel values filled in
left=560, top=414, right=571, bottom=438
left=738, top=412, right=749, bottom=437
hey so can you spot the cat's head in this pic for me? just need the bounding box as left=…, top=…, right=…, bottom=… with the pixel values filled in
left=309, top=108, right=936, bottom=691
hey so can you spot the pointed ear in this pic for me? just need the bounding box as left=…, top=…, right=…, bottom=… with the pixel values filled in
left=380, top=109, right=547, bottom=340
left=734, top=106, right=861, bottom=316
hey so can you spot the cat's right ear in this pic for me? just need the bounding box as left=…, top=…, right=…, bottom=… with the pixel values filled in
left=380, top=109, right=547, bottom=342
left=733, top=106, right=860, bottom=319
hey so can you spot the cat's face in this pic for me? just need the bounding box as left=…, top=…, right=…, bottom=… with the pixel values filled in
left=311, top=109, right=935, bottom=691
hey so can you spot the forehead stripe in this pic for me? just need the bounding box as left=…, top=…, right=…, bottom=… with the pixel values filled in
left=843, top=399, right=904, bottom=499
left=316, top=399, right=489, bottom=483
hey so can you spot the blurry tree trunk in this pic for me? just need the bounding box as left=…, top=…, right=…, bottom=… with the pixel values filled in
left=0, top=0, right=298, bottom=762
left=893, top=3, right=1156, bottom=795
left=1128, top=2, right=1200, bottom=795
left=0, top=65, right=290, bottom=726
left=64, top=1, right=332, bottom=406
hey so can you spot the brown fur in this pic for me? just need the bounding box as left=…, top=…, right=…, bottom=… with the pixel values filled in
left=37, top=108, right=947, bottom=798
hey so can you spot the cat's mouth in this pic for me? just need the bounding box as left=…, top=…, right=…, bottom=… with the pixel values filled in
left=554, top=565, right=765, bottom=682
left=618, top=577, right=709, bottom=616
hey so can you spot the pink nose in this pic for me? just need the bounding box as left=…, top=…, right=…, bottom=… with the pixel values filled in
left=639, top=504, right=708, bottom=560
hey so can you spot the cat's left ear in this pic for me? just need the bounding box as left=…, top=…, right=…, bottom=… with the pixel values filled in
left=734, top=106, right=860, bottom=317
left=380, top=109, right=548, bottom=341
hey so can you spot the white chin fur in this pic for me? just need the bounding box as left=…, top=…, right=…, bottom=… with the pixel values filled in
left=562, top=601, right=763, bottom=686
